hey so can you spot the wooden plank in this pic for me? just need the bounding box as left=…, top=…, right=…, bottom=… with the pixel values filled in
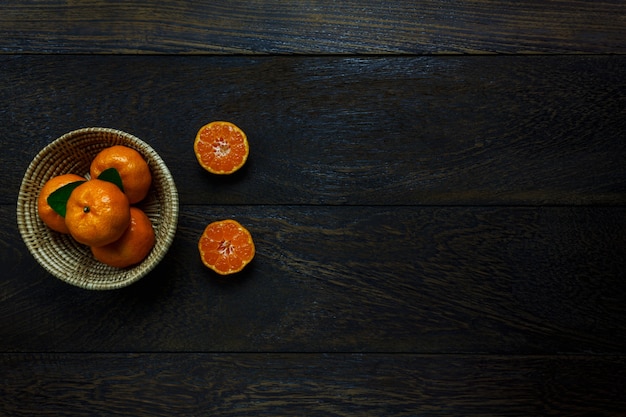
left=1, top=1, right=624, bottom=54
left=3, top=55, right=625, bottom=206
left=2, top=353, right=625, bottom=416
left=3, top=204, right=625, bottom=353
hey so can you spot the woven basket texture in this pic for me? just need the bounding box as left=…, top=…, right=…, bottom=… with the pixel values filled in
left=17, top=127, right=179, bottom=290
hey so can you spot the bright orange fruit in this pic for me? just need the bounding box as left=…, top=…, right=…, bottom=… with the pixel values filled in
left=65, top=179, right=131, bottom=247
left=198, top=219, right=255, bottom=275
left=194, top=121, right=249, bottom=174
left=90, top=145, right=152, bottom=204
left=37, top=173, right=86, bottom=233
left=91, top=207, right=155, bottom=268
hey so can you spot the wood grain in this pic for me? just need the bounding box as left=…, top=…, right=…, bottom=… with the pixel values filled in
left=1, top=1, right=624, bottom=54
left=3, top=204, right=625, bottom=353
left=3, top=1, right=625, bottom=415
left=2, top=353, right=625, bottom=416
left=2, top=55, right=625, bottom=206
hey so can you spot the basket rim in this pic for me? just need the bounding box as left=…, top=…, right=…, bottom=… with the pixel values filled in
left=16, top=127, right=179, bottom=290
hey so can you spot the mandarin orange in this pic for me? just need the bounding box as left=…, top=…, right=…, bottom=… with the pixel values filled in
left=65, top=179, right=131, bottom=247
left=91, top=207, right=155, bottom=268
left=90, top=145, right=152, bottom=204
left=37, top=173, right=86, bottom=233
left=198, top=219, right=255, bottom=275
left=194, top=121, right=249, bottom=174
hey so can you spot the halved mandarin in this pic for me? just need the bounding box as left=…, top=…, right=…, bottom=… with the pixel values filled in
left=194, top=121, right=249, bottom=174
left=198, top=219, right=255, bottom=275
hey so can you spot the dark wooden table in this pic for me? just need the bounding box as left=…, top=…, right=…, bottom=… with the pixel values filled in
left=2, top=1, right=626, bottom=415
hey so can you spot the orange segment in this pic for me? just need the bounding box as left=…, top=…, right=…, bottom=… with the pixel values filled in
left=198, top=219, right=255, bottom=275
left=194, top=121, right=249, bottom=174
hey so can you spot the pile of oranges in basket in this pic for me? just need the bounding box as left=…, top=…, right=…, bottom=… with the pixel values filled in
left=38, top=145, right=155, bottom=268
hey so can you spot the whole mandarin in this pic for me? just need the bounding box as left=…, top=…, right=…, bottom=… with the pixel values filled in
left=90, top=145, right=152, bottom=204
left=65, top=179, right=131, bottom=247
left=91, top=207, right=155, bottom=268
left=37, top=173, right=86, bottom=233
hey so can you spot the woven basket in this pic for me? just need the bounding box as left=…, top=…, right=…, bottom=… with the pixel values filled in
left=16, top=127, right=179, bottom=290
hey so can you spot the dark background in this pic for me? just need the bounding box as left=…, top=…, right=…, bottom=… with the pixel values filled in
left=2, top=1, right=625, bottom=415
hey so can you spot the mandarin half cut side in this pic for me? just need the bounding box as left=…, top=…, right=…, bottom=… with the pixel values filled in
left=198, top=219, right=255, bottom=275
left=194, top=121, right=249, bottom=175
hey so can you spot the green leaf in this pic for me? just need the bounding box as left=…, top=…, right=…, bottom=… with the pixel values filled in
left=98, top=167, right=124, bottom=192
left=47, top=180, right=86, bottom=217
